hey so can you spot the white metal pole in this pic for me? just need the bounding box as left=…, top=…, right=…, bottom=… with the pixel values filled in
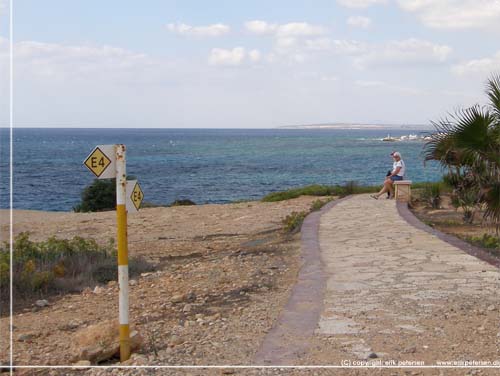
left=115, top=144, right=130, bottom=361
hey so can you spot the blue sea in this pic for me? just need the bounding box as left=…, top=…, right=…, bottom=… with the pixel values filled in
left=0, top=128, right=441, bottom=212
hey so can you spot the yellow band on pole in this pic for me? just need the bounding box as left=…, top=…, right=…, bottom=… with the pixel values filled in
left=119, top=324, right=131, bottom=362
left=117, top=204, right=128, bottom=266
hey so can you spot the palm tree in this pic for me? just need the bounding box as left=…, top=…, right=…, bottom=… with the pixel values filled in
left=424, top=75, right=500, bottom=231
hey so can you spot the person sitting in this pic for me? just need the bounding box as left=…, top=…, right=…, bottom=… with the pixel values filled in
left=371, top=151, right=405, bottom=200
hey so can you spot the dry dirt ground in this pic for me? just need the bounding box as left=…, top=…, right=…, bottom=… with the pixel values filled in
left=410, top=195, right=499, bottom=252
left=0, top=196, right=326, bottom=374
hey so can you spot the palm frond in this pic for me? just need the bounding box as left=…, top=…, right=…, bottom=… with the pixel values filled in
left=486, top=74, right=500, bottom=119
left=482, top=181, right=500, bottom=227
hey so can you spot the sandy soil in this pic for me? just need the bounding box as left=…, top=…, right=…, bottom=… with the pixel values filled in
left=0, top=196, right=327, bottom=373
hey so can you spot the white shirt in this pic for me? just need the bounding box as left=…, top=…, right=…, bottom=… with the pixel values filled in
left=393, top=160, right=405, bottom=177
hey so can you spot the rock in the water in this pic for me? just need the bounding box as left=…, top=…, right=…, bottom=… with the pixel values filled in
left=72, top=319, right=143, bottom=363
left=35, top=300, right=49, bottom=307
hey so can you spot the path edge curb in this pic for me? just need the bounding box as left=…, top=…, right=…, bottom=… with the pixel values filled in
left=253, top=195, right=353, bottom=365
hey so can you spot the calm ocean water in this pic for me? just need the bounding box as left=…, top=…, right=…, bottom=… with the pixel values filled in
left=0, top=128, right=441, bottom=212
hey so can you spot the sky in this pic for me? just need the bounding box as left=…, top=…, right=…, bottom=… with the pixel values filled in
left=1, top=0, right=500, bottom=128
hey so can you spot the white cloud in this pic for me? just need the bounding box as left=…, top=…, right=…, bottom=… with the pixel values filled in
left=355, top=79, right=425, bottom=95
left=276, top=22, right=327, bottom=37
left=337, top=0, right=387, bottom=8
left=452, top=51, right=500, bottom=76
left=244, top=20, right=277, bottom=35
left=208, top=47, right=262, bottom=66
left=248, top=49, right=262, bottom=62
left=245, top=20, right=327, bottom=37
left=10, top=40, right=151, bottom=73
left=305, top=38, right=332, bottom=51
left=332, top=40, right=367, bottom=55
left=347, top=16, right=372, bottom=28
left=397, top=0, right=500, bottom=29
left=245, top=20, right=327, bottom=64
left=166, top=22, right=230, bottom=37
left=354, top=38, right=452, bottom=68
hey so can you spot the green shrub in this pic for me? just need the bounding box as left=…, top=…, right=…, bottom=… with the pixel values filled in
left=421, top=182, right=442, bottom=209
left=262, top=185, right=335, bottom=202
left=310, top=199, right=332, bottom=212
left=169, top=199, right=196, bottom=207
left=74, top=176, right=137, bottom=212
left=73, top=179, right=116, bottom=212
left=0, top=233, right=153, bottom=302
left=140, top=201, right=166, bottom=208
left=282, top=211, right=307, bottom=233
left=262, top=183, right=378, bottom=202
left=466, top=233, right=500, bottom=250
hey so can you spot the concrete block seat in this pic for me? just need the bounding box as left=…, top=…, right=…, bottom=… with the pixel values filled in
left=394, top=180, right=412, bottom=202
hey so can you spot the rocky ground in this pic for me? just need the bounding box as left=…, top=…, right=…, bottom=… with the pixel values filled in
left=0, top=196, right=327, bottom=374
left=1, top=195, right=499, bottom=376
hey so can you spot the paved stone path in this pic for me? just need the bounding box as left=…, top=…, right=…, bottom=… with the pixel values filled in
left=256, top=194, right=500, bottom=367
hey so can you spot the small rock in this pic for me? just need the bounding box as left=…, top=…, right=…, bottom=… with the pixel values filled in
left=170, top=335, right=184, bottom=346
left=74, top=360, right=91, bottom=366
left=186, top=292, right=197, bottom=302
left=35, top=299, right=49, bottom=307
left=182, top=304, right=192, bottom=313
left=171, top=294, right=184, bottom=304
left=93, top=286, right=103, bottom=294
left=72, top=320, right=142, bottom=363
left=107, top=280, right=117, bottom=287
left=129, top=279, right=137, bottom=286
left=368, top=352, right=378, bottom=359
left=403, top=346, right=417, bottom=354
left=487, top=305, right=495, bottom=311
left=18, top=333, right=36, bottom=342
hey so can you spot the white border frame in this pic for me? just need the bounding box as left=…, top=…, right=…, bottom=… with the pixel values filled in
left=4, top=1, right=500, bottom=372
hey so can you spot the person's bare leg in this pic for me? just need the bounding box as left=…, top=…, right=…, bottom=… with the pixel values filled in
left=388, top=181, right=395, bottom=198
left=372, top=180, right=391, bottom=198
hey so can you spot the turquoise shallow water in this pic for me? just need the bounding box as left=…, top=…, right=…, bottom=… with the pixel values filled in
left=0, top=128, right=441, bottom=211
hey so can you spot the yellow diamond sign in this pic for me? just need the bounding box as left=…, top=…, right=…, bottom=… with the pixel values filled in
left=130, top=182, right=144, bottom=211
left=84, top=146, right=115, bottom=178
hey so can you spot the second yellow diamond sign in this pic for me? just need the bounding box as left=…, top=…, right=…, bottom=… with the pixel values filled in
left=126, top=180, right=144, bottom=212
